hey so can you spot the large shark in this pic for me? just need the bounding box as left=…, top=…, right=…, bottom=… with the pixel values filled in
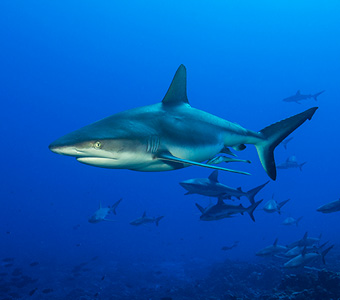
left=287, top=232, right=322, bottom=249
left=195, top=197, right=263, bottom=222
left=180, top=170, right=269, bottom=203
left=49, top=65, right=318, bottom=180
left=283, top=90, right=325, bottom=104
left=317, top=198, right=340, bottom=214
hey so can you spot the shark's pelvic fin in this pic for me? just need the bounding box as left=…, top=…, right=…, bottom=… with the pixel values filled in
left=156, top=152, right=251, bottom=175
left=255, top=107, right=318, bottom=180
left=162, top=64, right=189, bottom=106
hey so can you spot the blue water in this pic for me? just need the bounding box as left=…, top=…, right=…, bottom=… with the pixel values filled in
left=1, top=1, right=340, bottom=299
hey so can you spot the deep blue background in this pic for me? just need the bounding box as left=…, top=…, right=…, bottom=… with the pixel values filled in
left=1, top=0, right=339, bottom=269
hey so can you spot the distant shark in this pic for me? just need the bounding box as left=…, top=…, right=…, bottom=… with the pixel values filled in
left=317, top=198, right=340, bottom=214
left=255, top=238, right=288, bottom=256
left=180, top=170, right=269, bottom=203
left=49, top=65, right=318, bottom=180
left=282, top=216, right=303, bottom=226
left=88, top=198, right=122, bottom=223
left=130, top=212, right=164, bottom=226
left=263, top=197, right=290, bottom=214
left=196, top=197, right=263, bottom=222
left=283, top=90, right=325, bottom=104
left=277, top=156, right=306, bottom=171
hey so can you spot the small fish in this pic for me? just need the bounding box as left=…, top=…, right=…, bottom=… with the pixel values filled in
left=4, top=263, right=13, bottom=268
left=42, top=288, right=54, bottom=294
left=12, top=268, right=22, bottom=276
left=101, top=275, right=105, bottom=281
left=29, top=262, right=39, bottom=267
left=29, top=288, right=38, bottom=296
left=2, top=257, right=15, bottom=262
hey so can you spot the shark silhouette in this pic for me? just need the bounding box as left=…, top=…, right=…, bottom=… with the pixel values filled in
left=49, top=65, right=318, bottom=180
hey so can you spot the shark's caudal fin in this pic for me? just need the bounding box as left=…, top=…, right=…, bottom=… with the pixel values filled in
left=255, top=107, right=318, bottom=180
left=155, top=216, right=164, bottom=226
left=111, top=198, right=123, bottom=215
left=321, top=245, right=334, bottom=264
left=313, top=90, right=325, bottom=101
left=246, top=181, right=270, bottom=204
left=278, top=199, right=290, bottom=214
left=299, top=162, right=307, bottom=171
left=246, top=199, right=263, bottom=222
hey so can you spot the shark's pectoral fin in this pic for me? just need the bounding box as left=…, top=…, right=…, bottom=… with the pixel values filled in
left=155, top=152, right=250, bottom=175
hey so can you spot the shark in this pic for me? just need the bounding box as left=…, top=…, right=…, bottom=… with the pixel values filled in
left=282, top=216, right=303, bottom=226
left=255, top=238, right=288, bottom=256
left=283, top=245, right=334, bottom=268
left=49, top=65, right=318, bottom=180
left=195, top=197, right=263, bottom=222
left=281, top=137, right=293, bottom=150
left=283, top=90, right=325, bottom=104
left=180, top=170, right=269, bottom=203
left=277, top=156, right=307, bottom=171
left=317, top=198, right=340, bottom=214
left=129, top=212, right=164, bottom=226
left=283, top=241, right=329, bottom=258
left=263, top=197, right=290, bottom=214
left=287, top=232, right=322, bottom=249
left=88, top=198, right=122, bottom=223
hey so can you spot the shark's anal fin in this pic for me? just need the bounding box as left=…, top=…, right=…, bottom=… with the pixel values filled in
left=156, top=152, right=251, bottom=176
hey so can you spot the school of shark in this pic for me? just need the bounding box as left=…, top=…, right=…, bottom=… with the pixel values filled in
left=49, top=65, right=337, bottom=272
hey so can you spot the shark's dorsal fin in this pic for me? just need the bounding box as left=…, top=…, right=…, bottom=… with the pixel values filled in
left=162, top=64, right=189, bottom=106
left=302, top=246, right=307, bottom=256
left=99, top=202, right=102, bottom=209
left=217, top=196, right=224, bottom=205
left=296, top=90, right=301, bottom=95
left=208, top=170, right=219, bottom=182
left=142, top=211, right=146, bottom=218
left=273, top=238, right=278, bottom=246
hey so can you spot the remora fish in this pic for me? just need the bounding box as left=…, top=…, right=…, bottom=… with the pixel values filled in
left=206, top=156, right=251, bottom=165
left=317, top=198, right=340, bottom=213
left=49, top=65, right=318, bottom=180
left=256, top=238, right=288, bottom=256
left=284, top=245, right=334, bottom=268
left=283, top=90, right=325, bottom=104
left=130, top=212, right=164, bottom=226
left=277, top=156, right=306, bottom=171
left=88, top=198, right=122, bottom=223
left=263, top=197, right=290, bottom=214
left=180, top=170, right=269, bottom=203
left=196, top=197, right=263, bottom=222
left=282, top=216, right=303, bottom=226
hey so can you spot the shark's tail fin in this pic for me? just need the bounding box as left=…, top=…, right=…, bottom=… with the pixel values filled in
left=278, top=199, right=290, bottom=214
left=155, top=216, right=164, bottom=226
left=246, top=181, right=270, bottom=204
left=111, top=198, right=123, bottom=215
left=246, top=199, right=263, bottom=222
left=255, top=107, right=318, bottom=180
left=299, top=162, right=307, bottom=171
left=321, top=245, right=334, bottom=264
left=296, top=216, right=303, bottom=227
left=313, top=90, right=325, bottom=101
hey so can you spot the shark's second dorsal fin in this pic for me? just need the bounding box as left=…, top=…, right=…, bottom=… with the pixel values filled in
left=142, top=211, right=146, bottom=218
left=208, top=170, right=219, bottom=182
left=273, top=238, right=278, bottom=246
left=296, top=90, right=301, bottom=95
left=162, top=64, right=189, bottom=106
left=99, top=202, right=102, bottom=209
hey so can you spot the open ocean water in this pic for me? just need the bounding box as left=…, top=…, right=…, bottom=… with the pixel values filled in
left=1, top=1, right=340, bottom=299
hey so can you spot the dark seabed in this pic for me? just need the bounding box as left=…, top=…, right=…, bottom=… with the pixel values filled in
left=1, top=0, right=340, bottom=299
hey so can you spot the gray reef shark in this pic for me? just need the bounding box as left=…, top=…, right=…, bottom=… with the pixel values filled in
left=282, top=216, right=303, bottom=226
left=283, top=241, right=329, bottom=258
left=283, top=90, right=325, bottom=104
left=180, top=170, right=269, bottom=203
left=317, top=198, right=340, bottom=214
left=88, top=198, right=122, bottom=223
left=287, top=232, right=322, bottom=249
left=263, top=197, right=290, bottom=214
left=195, top=197, right=263, bottom=222
left=277, top=156, right=306, bottom=171
left=256, top=238, right=288, bottom=256
left=281, top=137, right=293, bottom=150
left=283, top=245, right=334, bottom=268
left=130, top=212, right=164, bottom=226
left=49, top=65, right=318, bottom=180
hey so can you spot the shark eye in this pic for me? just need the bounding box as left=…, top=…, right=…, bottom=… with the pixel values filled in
left=94, top=141, right=102, bottom=149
